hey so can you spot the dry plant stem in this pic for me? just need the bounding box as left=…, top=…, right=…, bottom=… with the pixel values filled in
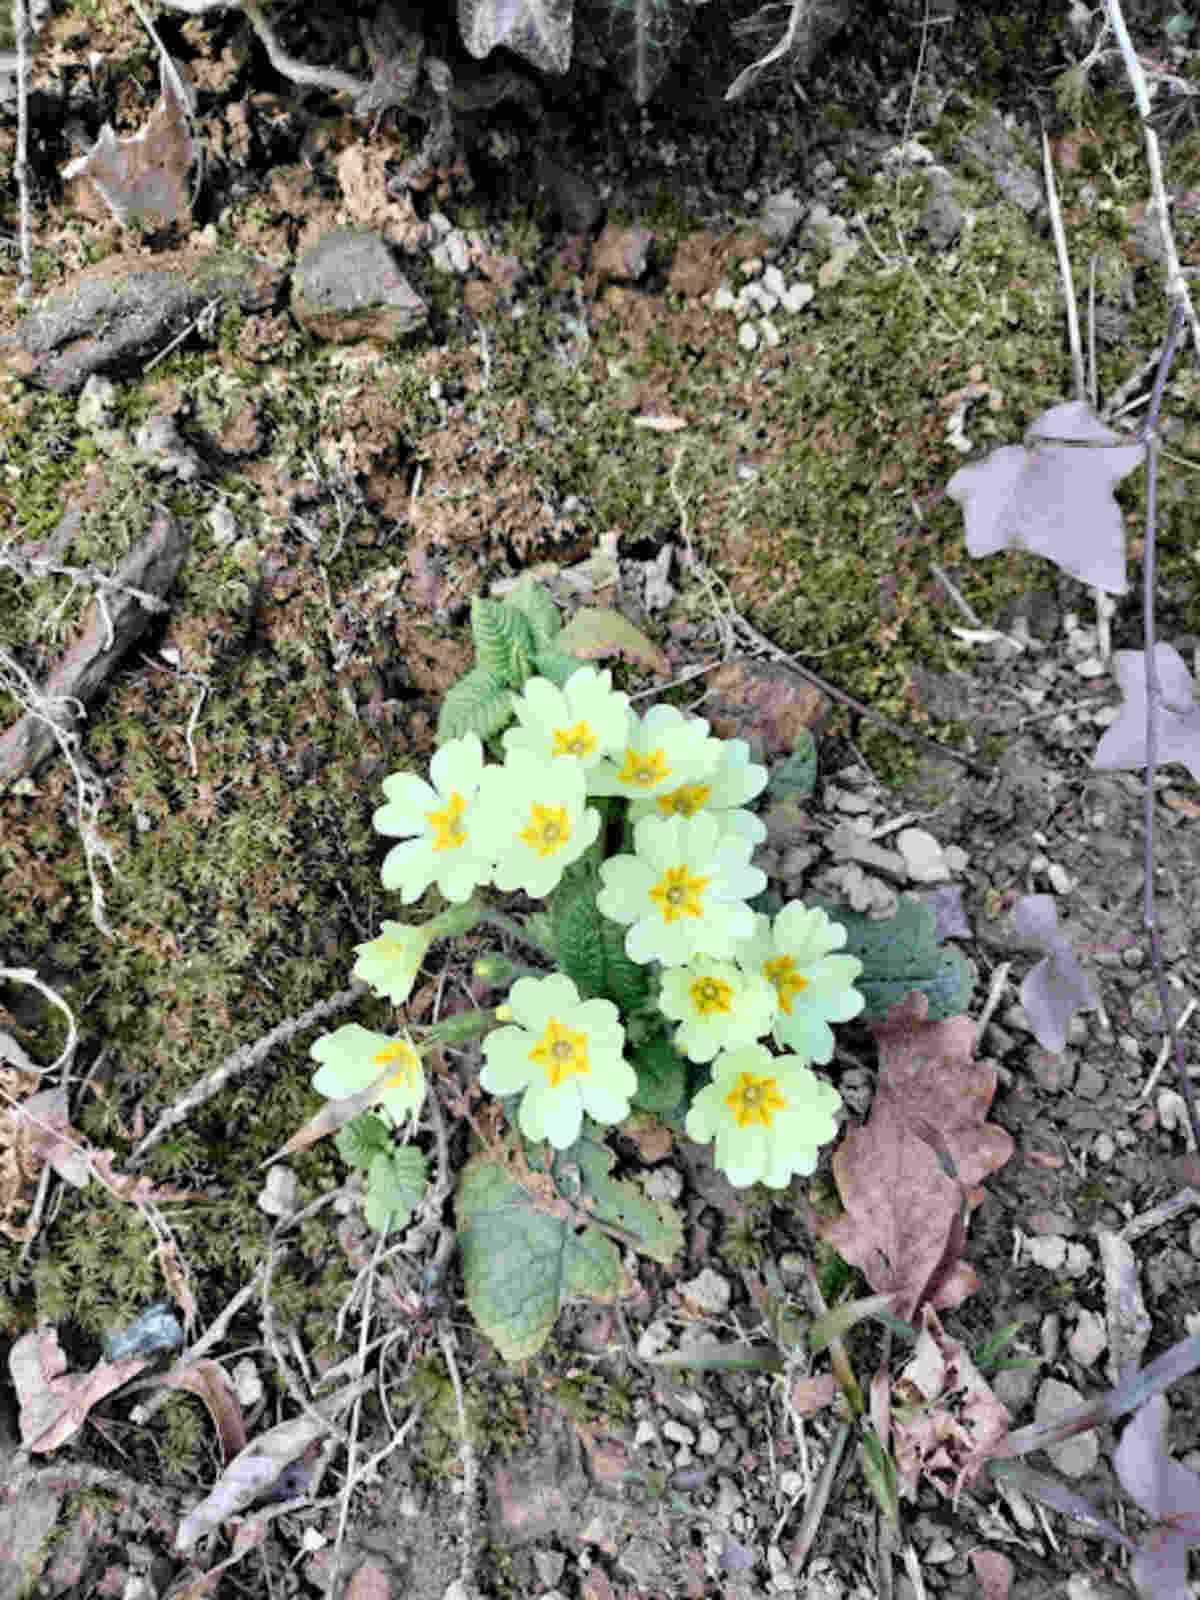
left=240, top=0, right=367, bottom=98
left=130, top=983, right=367, bottom=1160
left=1041, top=128, right=1086, bottom=406
left=1137, top=304, right=1199, bottom=1150
left=328, top=1226, right=385, bottom=1600
left=439, top=1322, right=480, bottom=1596
left=1105, top=0, right=1200, bottom=362
left=0, top=967, right=78, bottom=1076
left=261, top=1225, right=353, bottom=1450
left=788, top=1419, right=852, bottom=1572
left=729, top=608, right=992, bottom=777
left=1041, top=127, right=1110, bottom=658
left=12, top=0, right=32, bottom=300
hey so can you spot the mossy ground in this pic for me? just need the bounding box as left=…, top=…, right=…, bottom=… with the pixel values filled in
left=0, top=0, right=1198, bottom=1550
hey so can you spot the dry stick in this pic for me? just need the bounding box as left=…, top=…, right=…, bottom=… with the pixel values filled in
left=1105, top=0, right=1200, bottom=364
left=130, top=983, right=366, bottom=1160
left=1137, top=304, right=1199, bottom=1152
left=12, top=0, right=32, bottom=302
left=1041, top=126, right=1112, bottom=661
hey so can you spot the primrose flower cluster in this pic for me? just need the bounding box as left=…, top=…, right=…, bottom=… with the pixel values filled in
left=311, top=667, right=863, bottom=1189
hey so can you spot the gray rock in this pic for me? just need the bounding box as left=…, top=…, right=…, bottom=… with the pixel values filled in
left=292, top=228, right=427, bottom=344
left=921, top=167, right=964, bottom=250
left=957, top=113, right=1043, bottom=216
left=4, top=248, right=284, bottom=392
left=1036, top=1378, right=1098, bottom=1478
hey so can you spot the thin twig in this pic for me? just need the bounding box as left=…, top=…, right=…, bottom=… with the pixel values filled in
left=1137, top=304, right=1199, bottom=1150
left=439, top=1323, right=479, bottom=1596
left=12, top=0, right=33, bottom=301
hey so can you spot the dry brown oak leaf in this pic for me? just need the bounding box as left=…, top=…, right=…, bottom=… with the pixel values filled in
left=822, top=993, right=1014, bottom=1321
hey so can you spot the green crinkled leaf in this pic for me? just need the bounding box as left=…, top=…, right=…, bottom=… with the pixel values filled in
left=767, top=734, right=818, bottom=802
left=502, top=575, right=562, bottom=653
left=531, top=645, right=587, bottom=689
left=570, top=1138, right=683, bottom=1266
left=456, top=1152, right=623, bottom=1361
left=600, top=916, right=651, bottom=1011
left=510, top=636, right=535, bottom=689
left=437, top=664, right=515, bottom=743
left=810, top=895, right=977, bottom=1022
left=364, top=1146, right=428, bottom=1234
left=470, top=595, right=536, bottom=686
left=628, top=1032, right=686, bottom=1115
left=553, top=876, right=608, bottom=995
left=551, top=876, right=652, bottom=1010
left=335, top=1113, right=391, bottom=1170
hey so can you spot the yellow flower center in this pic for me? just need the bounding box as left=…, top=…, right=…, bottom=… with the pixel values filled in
left=617, top=746, right=671, bottom=789
left=690, top=976, right=733, bottom=1016
left=764, top=956, right=809, bottom=1015
left=529, top=1018, right=590, bottom=1087
left=372, top=1039, right=420, bottom=1092
left=656, top=782, right=712, bottom=818
left=552, top=721, right=597, bottom=759
left=650, top=864, right=710, bottom=923
left=725, top=1071, right=786, bottom=1129
left=426, top=791, right=468, bottom=852
left=519, top=802, right=571, bottom=857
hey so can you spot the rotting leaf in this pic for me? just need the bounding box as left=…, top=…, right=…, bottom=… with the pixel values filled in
left=556, top=606, right=669, bottom=674
left=822, top=994, right=1014, bottom=1320
left=1010, top=895, right=1101, bottom=1054
left=62, top=53, right=196, bottom=229
left=175, top=1379, right=372, bottom=1553
left=10, top=1327, right=150, bottom=1454
left=1092, top=645, right=1200, bottom=784
left=457, top=0, right=574, bottom=74
left=946, top=401, right=1144, bottom=594
left=890, top=1306, right=1010, bottom=1499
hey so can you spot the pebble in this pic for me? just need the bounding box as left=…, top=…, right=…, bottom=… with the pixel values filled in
left=1068, top=1309, right=1107, bottom=1367
left=1092, top=1132, right=1116, bottom=1163
left=738, top=321, right=759, bottom=351
left=1037, top=1379, right=1099, bottom=1477
left=679, top=1268, right=732, bottom=1315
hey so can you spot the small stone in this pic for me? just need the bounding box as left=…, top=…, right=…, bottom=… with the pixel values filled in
left=737, top=320, right=759, bottom=351
left=897, top=827, right=950, bottom=883
left=292, top=227, right=427, bottom=344
left=258, top=1165, right=297, bottom=1218
left=697, top=1426, right=721, bottom=1456
left=1037, top=1379, right=1099, bottom=1477
left=1075, top=656, right=1106, bottom=678
left=1026, top=1236, right=1067, bottom=1271
left=763, top=264, right=786, bottom=296
left=759, top=318, right=781, bottom=348
left=713, top=283, right=737, bottom=311
left=1068, top=1309, right=1107, bottom=1367
left=780, top=282, right=814, bottom=313
left=637, top=1320, right=673, bottom=1359
left=1065, top=1243, right=1093, bottom=1276
left=1074, top=1061, right=1106, bottom=1100
left=76, top=373, right=118, bottom=428
left=1047, top=863, right=1073, bottom=893
left=662, top=1419, right=695, bottom=1447
left=1092, top=1132, right=1116, bottom=1163
left=232, top=1357, right=264, bottom=1407
left=679, top=1268, right=732, bottom=1316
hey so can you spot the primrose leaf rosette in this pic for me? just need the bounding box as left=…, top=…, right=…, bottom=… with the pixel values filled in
left=500, top=667, right=631, bottom=769
left=658, top=957, right=777, bottom=1063
left=351, top=921, right=434, bottom=1004
left=474, top=750, right=602, bottom=899
left=596, top=812, right=766, bottom=966
left=627, top=737, right=769, bottom=846
left=737, top=904, right=864, bottom=1064
left=480, top=973, right=637, bottom=1149
left=310, top=1024, right=425, bottom=1121
left=685, top=1044, right=842, bottom=1188
left=586, top=702, right=723, bottom=801
left=374, top=734, right=493, bottom=904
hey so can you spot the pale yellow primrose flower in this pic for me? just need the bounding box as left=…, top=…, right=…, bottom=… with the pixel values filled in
left=585, top=702, right=722, bottom=801
left=658, top=957, right=777, bottom=1062
left=310, top=1023, right=425, bottom=1120
left=352, top=921, right=433, bottom=1004
left=735, top=904, right=864, bottom=1064
left=626, top=737, right=769, bottom=846
left=685, top=1043, right=841, bottom=1188
left=501, top=667, right=630, bottom=769
left=374, top=734, right=493, bottom=904
left=480, top=973, right=636, bottom=1149
left=596, top=812, right=765, bottom=966
left=474, top=750, right=601, bottom=899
